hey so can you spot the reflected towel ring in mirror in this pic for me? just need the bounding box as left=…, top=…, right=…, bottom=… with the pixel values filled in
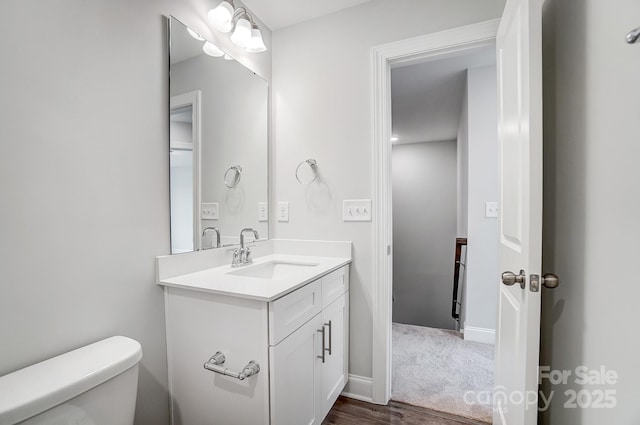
left=295, top=159, right=318, bottom=184
left=224, top=165, right=243, bottom=188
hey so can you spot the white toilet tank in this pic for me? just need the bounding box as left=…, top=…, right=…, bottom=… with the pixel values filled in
left=0, top=336, right=143, bottom=425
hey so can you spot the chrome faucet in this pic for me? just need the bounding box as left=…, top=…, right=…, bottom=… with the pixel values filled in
left=232, top=228, right=260, bottom=267
left=202, top=227, right=221, bottom=249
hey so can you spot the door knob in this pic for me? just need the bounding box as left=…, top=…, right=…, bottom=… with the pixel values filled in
left=541, top=273, right=560, bottom=288
left=529, top=273, right=560, bottom=292
left=501, top=270, right=526, bottom=289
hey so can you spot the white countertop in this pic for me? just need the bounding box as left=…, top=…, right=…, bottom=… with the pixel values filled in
left=157, top=254, right=351, bottom=302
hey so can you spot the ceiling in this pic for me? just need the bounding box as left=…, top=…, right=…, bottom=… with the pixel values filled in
left=391, top=47, right=496, bottom=145
left=240, top=0, right=373, bottom=31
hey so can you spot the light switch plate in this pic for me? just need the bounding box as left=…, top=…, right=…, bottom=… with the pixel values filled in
left=343, top=199, right=372, bottom=222
left=277, top=202, right=289, bottom=222
left=202, top=203, right=219, bottom=220
left=258, top=202, right=268, bottom=222
left=485, top=201, right=499, bottom=218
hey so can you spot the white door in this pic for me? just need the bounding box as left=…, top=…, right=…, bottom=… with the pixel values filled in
left=494, top=0, right=544, bottom=423
left=320, top=294, right=349, bottom=418
left=270, top=314, right=322, bottom=425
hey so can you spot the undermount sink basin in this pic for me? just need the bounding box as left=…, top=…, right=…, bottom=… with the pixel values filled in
left=228, top=261, right=320, bottom=280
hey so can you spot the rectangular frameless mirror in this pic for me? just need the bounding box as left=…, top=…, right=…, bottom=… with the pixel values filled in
left=169, top=16, right=268, bottom=254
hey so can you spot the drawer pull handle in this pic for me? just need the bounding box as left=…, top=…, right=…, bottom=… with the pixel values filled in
left=203, top=351, right=260, bottom=380
left=317, top=327, right=326, bottom=363
left=325, top=321, right=332, bottom=356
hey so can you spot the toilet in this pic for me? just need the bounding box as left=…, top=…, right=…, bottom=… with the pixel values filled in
left=0, top=336, right=142, bottom=425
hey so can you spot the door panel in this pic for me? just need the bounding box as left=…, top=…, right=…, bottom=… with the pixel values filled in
left=495, top=0, right=543, bottom=423
left=270, top=314, right=322, bottom=425
left=320, top=293, right=348, bottom=418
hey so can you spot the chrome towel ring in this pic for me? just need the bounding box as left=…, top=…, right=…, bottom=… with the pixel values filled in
left=295, top=159, right=318, bottom=184
left=224, top=165, right=242, bottom=188
left=627, top=27, right=640, bottom=43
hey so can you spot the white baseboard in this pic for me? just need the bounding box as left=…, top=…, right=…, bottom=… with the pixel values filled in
left=463, top=326, right=495, bottom=344
left=341, top=374, right=373, bottom=403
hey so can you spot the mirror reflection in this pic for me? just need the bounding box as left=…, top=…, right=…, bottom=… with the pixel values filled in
left=169, top=17, right=268, bottom=254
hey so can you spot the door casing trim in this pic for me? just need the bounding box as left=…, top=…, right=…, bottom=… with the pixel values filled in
left=370, top=19, right=500, bottom=404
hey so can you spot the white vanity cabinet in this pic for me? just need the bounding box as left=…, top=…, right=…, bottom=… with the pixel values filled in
left=163, top=264, right=349, bottom=425
left=269, top=267, right=349, bottom=425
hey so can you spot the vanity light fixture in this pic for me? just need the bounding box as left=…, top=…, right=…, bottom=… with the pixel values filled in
left=208, top=1, right=267, bottom=53
left=187, top=28, right=205, bottom=41
left=230, top=13, right=252, bottom=48
left=184, top=22, right=225, bottom=58
left=391, top=136, right=399, bottom=142
left=202, top=41, right=224, bottom=57
left=246, top=24, right=267, bottom=53
left=208, top=1, right=235, bottom=32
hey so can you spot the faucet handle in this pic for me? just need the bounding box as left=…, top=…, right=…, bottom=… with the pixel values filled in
left=245, top=247, right=254, bottom=264
left=231, top=248, right=241, bottom=267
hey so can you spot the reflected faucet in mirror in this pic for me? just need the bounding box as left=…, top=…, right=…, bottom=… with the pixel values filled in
left=232, top=228, right=260, bottom=267
left=202, top=227, right=221, bottom=249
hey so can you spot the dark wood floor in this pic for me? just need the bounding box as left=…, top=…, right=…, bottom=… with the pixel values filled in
left=323, top=397, right=490, bottom=425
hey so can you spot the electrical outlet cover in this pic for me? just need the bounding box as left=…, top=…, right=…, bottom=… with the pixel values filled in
left=277, top=202, right=289, bottom=222
left=343, top=199, right=372, bottom=222
left=485, top=201, right=499, bottom=218
left=202, top=202, right=219, bottom=220
left=258, top=202, right=268, bottom=222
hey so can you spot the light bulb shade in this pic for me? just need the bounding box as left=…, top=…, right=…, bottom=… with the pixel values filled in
left=208, top=1, right=234, bottom=33
left=187, top=28, right=205, bottom=41
left=223, top=54, right=234, bottom=61
left=246, top=27, right=267, bottom=53
left=230, top=18, right=251, bottom=48
left=202, top=41, right=224, bottom=57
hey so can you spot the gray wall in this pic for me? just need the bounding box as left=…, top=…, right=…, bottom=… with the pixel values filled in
left=541, top=0, right=640, bottom=423
left=272, top=0, right=507, bottom=379
left=457, top=74, right=469, bottom=238
left=392, top=141, right=457, bottom=330
left=463, top=65, right=499, bottom=337
left=456, top=80, right=469, bottom=329
left=0, top=1, right=270, bottom=424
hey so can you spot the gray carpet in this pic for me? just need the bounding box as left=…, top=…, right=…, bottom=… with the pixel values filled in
left=392, top=323, right=494, bottom=423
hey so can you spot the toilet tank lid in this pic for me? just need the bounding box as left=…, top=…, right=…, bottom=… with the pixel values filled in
left=0, top=336, right=142, bottom=424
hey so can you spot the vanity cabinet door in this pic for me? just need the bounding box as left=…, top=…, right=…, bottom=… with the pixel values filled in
left=320, top=292, right=349, bottom=418
left=270, top=314, right=323, bottom=425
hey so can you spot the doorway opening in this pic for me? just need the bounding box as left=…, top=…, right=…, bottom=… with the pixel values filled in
left=370, top=18, right=502, bottom=419
left=170, top=91, right=201, bottom=254
left=389, top=46, right=498, bottom=422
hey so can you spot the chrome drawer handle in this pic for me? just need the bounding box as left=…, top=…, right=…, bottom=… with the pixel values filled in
left=317, top=327, right=326, bottom=363
left=325, top=321, right=332, bottom=356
